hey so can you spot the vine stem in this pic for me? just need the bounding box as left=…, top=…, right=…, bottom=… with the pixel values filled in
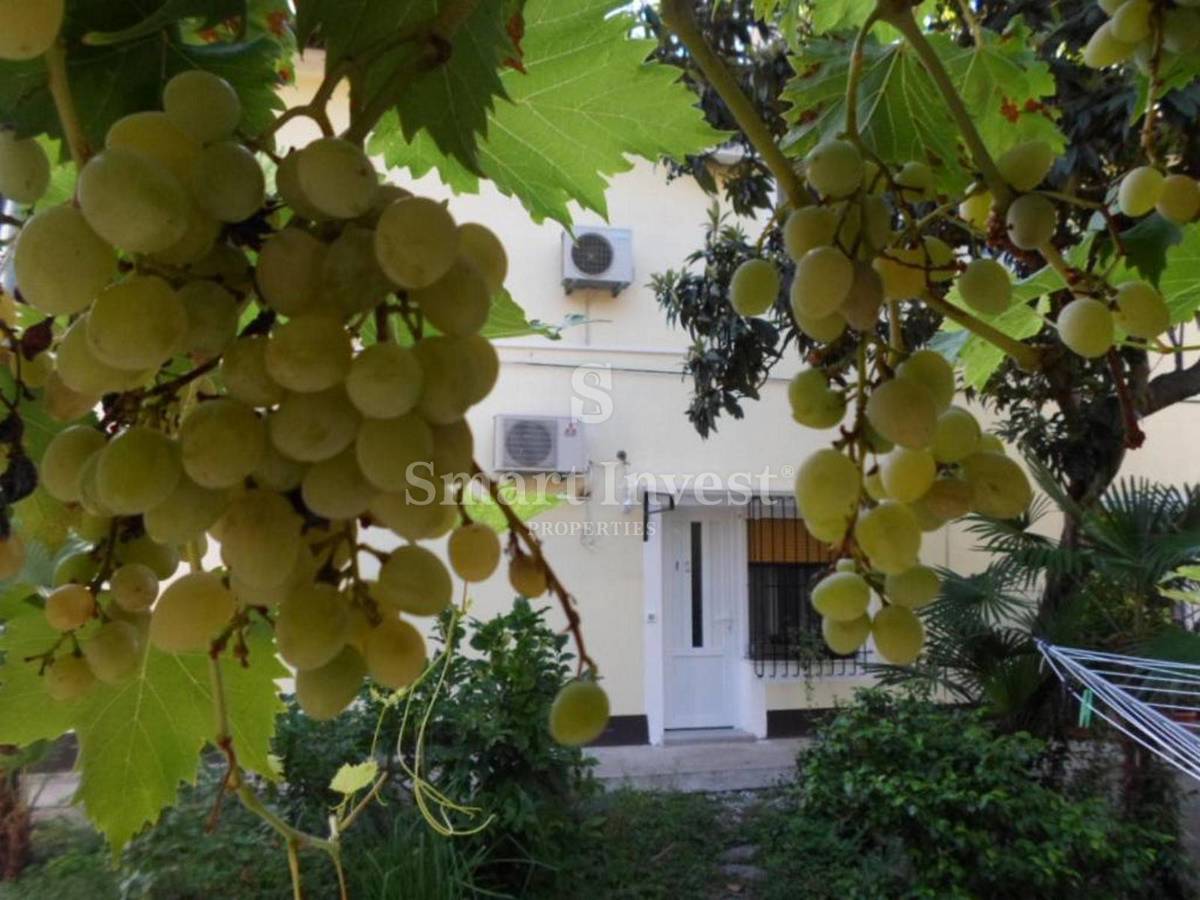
left=472, top=463, right=598, bottom=676
left=876, top=1, right=1011, bottom=209
left=1140, top=7, right=1165, bottom=165
left=659, top=0, right=807, bottom=210
left=921, top=291, right=1042, bottom=371
left=44, top=39, right=90, bottom=169
left=954, top=0, right=983, bottom=45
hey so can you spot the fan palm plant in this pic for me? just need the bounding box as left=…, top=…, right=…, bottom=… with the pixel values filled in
left=873, top=467, right=1200, bottom=733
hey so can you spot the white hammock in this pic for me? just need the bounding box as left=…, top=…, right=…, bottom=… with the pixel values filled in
left=1037, top=640, right=1200, bottom=782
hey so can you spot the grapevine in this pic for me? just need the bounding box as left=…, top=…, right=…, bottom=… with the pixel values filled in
left=660, top=0, right=1198, bottom=665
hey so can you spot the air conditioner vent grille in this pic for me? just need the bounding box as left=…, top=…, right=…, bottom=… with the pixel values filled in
left=571, top=233, right=614, bottom=276
left=503, top=419, right=557, bottom=469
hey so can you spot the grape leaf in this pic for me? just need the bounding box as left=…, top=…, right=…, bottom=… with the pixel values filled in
left=12, top=489, right=73, bottom=554
left=463, top=481, right=560, bottom=534
left=783, top=24, right=1064, bottom=195
left=84, top=0, right=247, bottom=45
left=329, top=759, right=378, bottom=795
left=0, top=588, right=285, bottom=850
left=371, top=0, right=724, bottom=226
left=0, top=2, right=287, bottom=149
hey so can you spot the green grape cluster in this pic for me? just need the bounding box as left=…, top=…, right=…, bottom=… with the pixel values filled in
left=1084, top=0, right=1200, bottom=74
left=0, top=69, right=607, bottom=731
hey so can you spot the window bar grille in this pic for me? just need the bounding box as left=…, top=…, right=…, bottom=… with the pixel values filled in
left=747, top=495, right=866, bottom=678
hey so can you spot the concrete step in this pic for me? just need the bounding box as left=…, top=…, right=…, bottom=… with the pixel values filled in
left=590, top=737, right=808, bottom=793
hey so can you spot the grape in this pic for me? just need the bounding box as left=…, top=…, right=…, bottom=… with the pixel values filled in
left=377, top=545, right=453, bottom=616
left=374, top=196, right=459, bottom=289
left=95, top=426, right=182, bottom=515
left=295, top=138, right=378, bottom=219
left=45, top=584, right=96, bottom=631
left=179, top=281, right=239, bottom=361
left=794, top=448, right=860, bottom=524
left=275, top=151, right=327, bottom=221
left=46, top=655, right=96, bottom=702
left=872, top=605, right=924, bottom=664
left=822, top=615, right=870, bottom=655
left=805, top=516, right=851, bottom=544
left=116, top=534, right=180, bottom=580
left=919, top=476, right=972, bottom=521
left=1005, top=193, right=1057, bottom=250
left=216, top=490, right=303, bottom=589
left=451, top=223, right=510, bottom=296
left=1099, top=0, right=1125, bottom=14
left=301, top=448, right=377, bottom=521
left=275, top=582, right=350, bottom=670
left=896, top=160, right=934, bottom=202
left=17, top=352, right=51, bottom=390
left=873, top=245, right=927, bottom=300
left=106, top=111, right=199, bottom=184
left=431, top=419, right=474, bottom=479
left=810, top=571, right=869, bottom=622
left=356, top=413, right=434, bottom=493
left=365, top=618, right=426, bottom=690
left=255, top=228, right=327, bottom=316
left=76, top=513, right=111, bottom=544
left=253, top=444, right=306, bottom=493
left=859, top=194, right=894, bottom=252
left=959, top=184, right=994, bottom=229
left=87, top=275, right=188, bottom=371
left=0, top=534, right=25, bottom=580
left=864, top=469, right=888, bottom=502
left=14, top=206, right=117, bottom=317
left=413, top=338, right=472, bottom=425
left=1119, top=166, right=1165, bottom=218
left=221, top=336, right=286, bottom=408
left=921, top=236, right=955, bottom=284
left=268, top=387, right=361, bottom=462
left=866, top=378, right=937, bottom=449
left=77, top=147, right=189, bottom=253
left=412, top=258, right=492, bottom=336
left=149, top=572, right=235, bottom=653
left=1164, top=8, right=1200, bottom=53
left=961, top=452, right=1033, bottom=519
left=0, top=130, right=50, bottom=204
left=855, top=501, right=921, bottom=575
left=296, top=646, right=366, bottom=720
left=880, top=448, right=936, bottom=504
left=782, top=206, right=837, bottom=260
left=0, top=0, right=63, bottom=59
left=83, top=620, right=141, bottom=684
left=461, top=335, right=501, bottom=406
left=322, top=225, right=393, bottom=317
left=838, top=262, right=885, bottom=332
left=997, top=141, right=1055, bottom=192
left=957, top=258, right=1012, bottom=316
left=791, top=247, right=854, bottom=317
left=794, top=308, right=847, bottom=343
left=1083, top=21, right=1137, bottom=68
left=448, top=523, right=501, bottom=583
left=510, top=554, right=548, bottom=598
left=42, top=372, right=97, bottom=423
left=190, top=141, right=265, bottom=223
left=53, top=551, right=100, bottom=588
left=884, top=565, right=940, bottom=609
left=804, top=139, right=864, bottom=198
left=1057, top=297, right=1114, bottom=358
left=549, top=680, right=611, bottom=746
left=41, top=425, right=106, bottom=503
left=1114, top=282, right=1169, bottom=339
left=147, top=203, right=219, bottom=265
left=729, top=259, right=780, bottom=317
left=369, top=489, right=457, bottom=541
left=931, top=406, right=981, bottom=464
left=265, top=315, right=352, bottom=394
left=180, top=398, right=266, bottom=488
left=1156, top=174, right=1200, bottom=225
left=186, top=242, right=253, bottom=290
left=162, top=70, right=241, bottom=144
left=978, top=433, right=1005, bottom=454
left=77, top=453, right=113, bottom=518
left=111, top=563, right=159, bottom=613
left=1111, top=0, right=1151, bottom=41
left=788, top=369, right=845, bottom=430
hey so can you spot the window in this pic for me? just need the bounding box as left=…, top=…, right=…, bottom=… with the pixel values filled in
left=746, top=497, right=866, bottom=677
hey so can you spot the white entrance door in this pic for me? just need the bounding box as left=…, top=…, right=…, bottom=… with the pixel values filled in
left=662, top=511, right=740, bottom=730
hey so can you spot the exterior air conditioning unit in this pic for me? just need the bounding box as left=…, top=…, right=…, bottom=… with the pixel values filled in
left=494, top=415, right=588, bottom=474
left=562, top=226, right=633, bottom=296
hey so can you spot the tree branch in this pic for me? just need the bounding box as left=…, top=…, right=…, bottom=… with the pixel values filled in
left=1144, top=356, right=1200, bottom=417
left=659, top=0, right=807, bottom=210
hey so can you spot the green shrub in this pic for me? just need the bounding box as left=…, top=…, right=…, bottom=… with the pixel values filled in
left=784, top=690, right=1183, bottom=899
left=0, top=820, right=117, bottom=900
left=410, top=597, right=598, bottom=893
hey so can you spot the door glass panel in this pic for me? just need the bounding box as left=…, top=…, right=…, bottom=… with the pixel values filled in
left=690, top=522, right=703, bottom=648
